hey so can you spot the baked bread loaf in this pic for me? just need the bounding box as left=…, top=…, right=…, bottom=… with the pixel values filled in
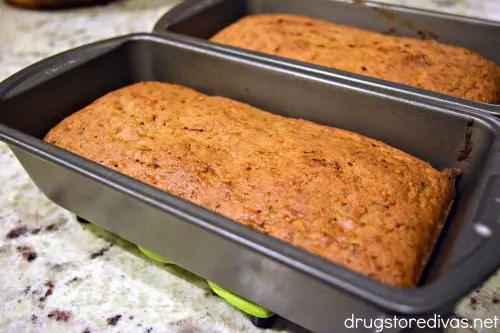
left=44, top=82, right=458, bottom=288
left=210, top=14, right=500, bottom=103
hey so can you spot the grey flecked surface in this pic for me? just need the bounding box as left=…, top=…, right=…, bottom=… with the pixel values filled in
left=0, top=0, right=499, bottom=332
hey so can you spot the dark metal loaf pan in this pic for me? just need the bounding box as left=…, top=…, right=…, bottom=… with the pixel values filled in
left=0, top=34, right=499, bottom=333
left=154, top=0, right=500, bottom=117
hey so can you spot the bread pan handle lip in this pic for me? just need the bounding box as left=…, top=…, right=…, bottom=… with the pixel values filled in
left=0, top=35, right=140, bottom=99
left=153, top=0, right=227, bottom=33
left=0, top=33, right=499, bottom=316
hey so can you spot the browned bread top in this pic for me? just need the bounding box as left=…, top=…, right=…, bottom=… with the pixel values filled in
left=211, top=14, right=500, bottom=103
left=44, top=82, right=458, bottom=287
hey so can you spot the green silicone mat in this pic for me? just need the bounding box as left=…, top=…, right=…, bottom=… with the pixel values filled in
left=137, top=246, right=274, bottom=318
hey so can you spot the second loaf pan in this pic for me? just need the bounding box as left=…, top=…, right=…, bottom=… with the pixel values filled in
left=154, top=0, right=500, bottom=117
left=0, top=34, right=500, bottom=333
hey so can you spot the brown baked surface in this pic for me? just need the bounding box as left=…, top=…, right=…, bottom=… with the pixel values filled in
left=210, top=14, right=500, bottom=103
left=44, top=82, right=458, bottom=288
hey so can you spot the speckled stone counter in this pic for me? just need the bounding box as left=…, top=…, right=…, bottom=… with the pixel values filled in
left=0, top=1, right=499, bottom=332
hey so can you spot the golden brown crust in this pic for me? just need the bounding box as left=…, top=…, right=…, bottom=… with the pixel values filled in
left=44, top=82, right=458, bottom=288
left=210, top=14, right=500, bottom=103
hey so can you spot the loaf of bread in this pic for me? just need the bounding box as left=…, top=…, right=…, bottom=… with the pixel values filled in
left=210, top=14, right=500, bottom=103
left=44, top=82, right=458, bottom=287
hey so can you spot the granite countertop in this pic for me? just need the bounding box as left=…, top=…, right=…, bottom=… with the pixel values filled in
left=0, top=0, right=499, bottom=332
